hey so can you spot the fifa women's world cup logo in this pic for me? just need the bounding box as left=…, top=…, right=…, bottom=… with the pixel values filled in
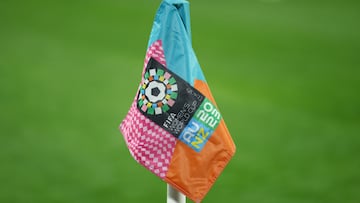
left=137, top=58, right=222, bottom=152
left=138, top=62, right=178, bottom=115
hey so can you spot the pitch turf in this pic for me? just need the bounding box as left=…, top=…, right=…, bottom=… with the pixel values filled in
left=1, top=0, right=359, bottom=202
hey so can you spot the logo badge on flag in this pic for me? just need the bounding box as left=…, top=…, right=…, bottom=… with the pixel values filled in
left=120, top=0, right=236, bottom=202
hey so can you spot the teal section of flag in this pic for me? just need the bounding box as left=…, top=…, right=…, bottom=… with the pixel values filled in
left=147, top=0, right=205, bottom=85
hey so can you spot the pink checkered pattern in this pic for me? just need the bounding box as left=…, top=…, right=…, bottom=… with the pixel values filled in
left=141, top=40, right=166, bottom=77
left=120, top=40, right=177, bottom=179
left=146, top=40, right=166, bottom=68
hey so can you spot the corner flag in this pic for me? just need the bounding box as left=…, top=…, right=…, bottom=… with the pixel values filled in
left=120, top=0, right=236, bottom=202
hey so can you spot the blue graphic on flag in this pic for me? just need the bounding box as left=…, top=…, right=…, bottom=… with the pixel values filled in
left=179, top=118, right=214, bottom=152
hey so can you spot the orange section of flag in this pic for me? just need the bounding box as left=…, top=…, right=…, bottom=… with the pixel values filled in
left=165, top=79, right=236, bottom=202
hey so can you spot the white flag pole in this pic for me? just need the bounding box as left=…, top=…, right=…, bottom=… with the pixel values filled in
left=167, top=184, right=186, bottom=203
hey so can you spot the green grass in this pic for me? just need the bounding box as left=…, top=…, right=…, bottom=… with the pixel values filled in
left=1, top=0, right=360, bottom=202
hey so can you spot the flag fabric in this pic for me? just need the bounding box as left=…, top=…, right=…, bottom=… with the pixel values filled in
left=119, top=0, right=236, bottom=202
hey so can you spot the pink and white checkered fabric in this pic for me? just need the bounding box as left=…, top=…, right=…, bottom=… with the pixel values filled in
left=142, top=40, right=166, bottom=77
left=120, top=40, right=177, bottom=179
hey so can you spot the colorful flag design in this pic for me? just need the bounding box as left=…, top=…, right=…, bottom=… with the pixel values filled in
left=120, top=0, right=236, bottom=202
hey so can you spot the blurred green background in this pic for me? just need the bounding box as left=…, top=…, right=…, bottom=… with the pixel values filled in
left=1, top=0, right=359, bottom=202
